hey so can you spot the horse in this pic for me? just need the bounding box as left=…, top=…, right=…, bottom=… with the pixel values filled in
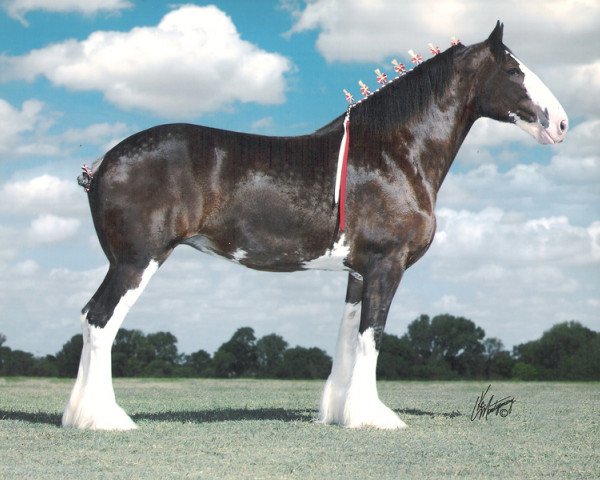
left=64, top=22, right=567, bottom=430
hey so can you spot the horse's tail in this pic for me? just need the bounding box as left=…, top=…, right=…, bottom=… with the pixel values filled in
left=77, top=157, right=104, bottom=193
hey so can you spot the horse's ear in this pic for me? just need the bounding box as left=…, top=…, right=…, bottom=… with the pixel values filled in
left=487, top=21, right=504, bottom=56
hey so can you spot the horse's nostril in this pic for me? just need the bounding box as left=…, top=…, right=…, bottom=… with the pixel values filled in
left=559, top=119, right=568, bottom=133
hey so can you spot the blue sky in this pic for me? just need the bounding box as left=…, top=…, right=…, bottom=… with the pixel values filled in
left=0, top=0, right=599, bottom=357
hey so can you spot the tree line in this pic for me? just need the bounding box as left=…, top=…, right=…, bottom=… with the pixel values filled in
left=1, top=315, right=598, bottom=380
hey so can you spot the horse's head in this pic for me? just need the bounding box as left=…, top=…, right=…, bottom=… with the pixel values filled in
left=474, top=21, right=568, bottom=144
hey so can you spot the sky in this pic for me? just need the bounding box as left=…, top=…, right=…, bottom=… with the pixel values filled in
left=0, top=0, right=598, bottom=358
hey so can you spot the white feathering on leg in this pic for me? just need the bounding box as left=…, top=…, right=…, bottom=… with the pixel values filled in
left=343, top=328, right=406, bottom=429
left=62, top=261, right=158, bottom=430
left=320, top=301, right=361, bottom=424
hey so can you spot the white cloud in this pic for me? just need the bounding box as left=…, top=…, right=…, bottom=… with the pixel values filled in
left=553, top=118, right=600, bottom=159
left=439, top=119, right=600, bottom=225
left=0, top=263, right=106, bottom=354
left=434, top=294, right=469, bottom=312
left=590, top=221, right=600, bottom=261
left=463, top=118, right=533, bottom=149
left=0, top=98, right=59, bottom=156
left=0, top=97, right=130, bottom=158
left=13, top=259, right=40, bottom=275
left=28, top=214, right=80, bottom=243
left=59, top=121, right=130, bottom=152
left=251, top=116, right=275, bottom=133
left=547, top=155, right=600, bottom=186
left=288, top=0, right=599, bottom=64
left=0, top=174, right=85, bottom=216
left=547, top=59, right=600, bottom=119
left=432, top=207, right=597, bottom=271
left=0, top=225, right=18, bottom=263
left=3, top=0, right=132, bottom=25
left=0, top=5, right=292, bottom=118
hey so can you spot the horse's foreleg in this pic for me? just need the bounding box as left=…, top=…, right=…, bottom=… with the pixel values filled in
left=62, top=260, right=159, bottom=430
left=321, top=264, right=407, bottom=429
left=346, top=262, right=406, bottom=429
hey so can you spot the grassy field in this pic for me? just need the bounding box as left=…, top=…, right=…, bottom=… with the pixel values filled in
left=0, top=378, right=598, bottom=479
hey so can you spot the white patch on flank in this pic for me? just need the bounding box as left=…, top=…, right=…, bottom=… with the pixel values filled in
left=320, top=320, right=407, bottom=430
left=232, top=248, right=247, bottom=262
left=185, top=235, right=249, bottom=264
left=210, top=148, right=226, bottom=193
left=303, top=234, right=350, bottom=271
left=62, top=260, right=159, bottom=430
left=184, top=235, right=221, bottom=257
left=508, top=52, right=568, bottom=144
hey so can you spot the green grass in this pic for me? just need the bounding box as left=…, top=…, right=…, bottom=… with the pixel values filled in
left=1, top=378, right=598, bottom=479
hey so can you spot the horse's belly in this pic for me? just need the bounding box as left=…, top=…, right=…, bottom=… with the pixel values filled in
left=182, top=231, right=350, bottom=273
left=301, top=234, right=350, bottom=271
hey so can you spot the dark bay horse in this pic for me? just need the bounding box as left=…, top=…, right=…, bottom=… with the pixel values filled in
left=64, top=22, right=567, bottom=430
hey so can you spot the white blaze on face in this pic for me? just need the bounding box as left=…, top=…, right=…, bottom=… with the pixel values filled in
left=509, top=53, right=568, bottom=144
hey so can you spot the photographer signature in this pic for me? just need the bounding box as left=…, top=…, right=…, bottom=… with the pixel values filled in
left=470, top=384, right=515, bottom=421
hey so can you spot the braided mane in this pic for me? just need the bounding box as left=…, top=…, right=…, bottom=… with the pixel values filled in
left=317, top=43, right=465, bottom=135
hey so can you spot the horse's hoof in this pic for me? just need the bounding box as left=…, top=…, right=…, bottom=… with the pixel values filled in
left=343, top=398, right=408, bottom=430
left=62, top=402, right=137, bottom=431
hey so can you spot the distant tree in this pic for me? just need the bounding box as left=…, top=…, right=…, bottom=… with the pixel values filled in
left=2, top=349, right=36, bottom=375
left=0, top=341, right=10, bottom=375
left=513, top=321, right=599, bottom=380
left=377, top=333, right=416, bottom=379
left=212, top=327, right=258, bottom=377
left=256, top=334, right=288, bottom=377
left=32, top=355, right=59, bottom=377
left=112, top=329, right=144, bottom=376
left=512, top=362, right=538, bottom=381
left=146, top=332, right=179, bottom=364
left=400, top=314, right=486, bottom=379
left=185, top=349, right=212, bottom=377
left=212, top=349, right=238, bottom=378
left=483, top=337, right=504, bottom=358
left=406, top=314, right=434, bottom=361
left=0, top=334, right=58, bottom=376
left=429, top=314, right=486, bottom=378
left=142, top=359, right=177, bottom=377
left=483, top=338, right=515, bottom=379
left=112, top=329, right=183, bottom=377
left=55, top=334, right=83, bottom=377
left=280, top=346, right=331, bottom=379
left=565, top=335, right=600, bottom=380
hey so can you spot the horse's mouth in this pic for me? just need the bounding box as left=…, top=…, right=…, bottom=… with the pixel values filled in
left=510, top=111, right=567, bottom=145
left=537, top=128, right=556, bottom=145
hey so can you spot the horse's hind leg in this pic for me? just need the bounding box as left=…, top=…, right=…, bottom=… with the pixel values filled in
left=62, top=260, right=159, bottom=430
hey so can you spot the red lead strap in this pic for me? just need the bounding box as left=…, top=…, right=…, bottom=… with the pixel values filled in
left=335, top=114, right=350, bottom=231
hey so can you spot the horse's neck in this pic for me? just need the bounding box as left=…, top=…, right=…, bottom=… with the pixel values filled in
left=390, top=75, right=477, bottom=196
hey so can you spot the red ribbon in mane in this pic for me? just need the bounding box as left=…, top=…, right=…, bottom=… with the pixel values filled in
left=336, top=115, right=350, bottom=231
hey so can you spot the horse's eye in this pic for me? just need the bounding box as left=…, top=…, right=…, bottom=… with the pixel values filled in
left=507, top=68, right=520, bottom=76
